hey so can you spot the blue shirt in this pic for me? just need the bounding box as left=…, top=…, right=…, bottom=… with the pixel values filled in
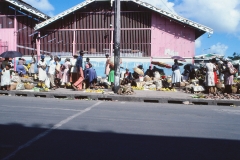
left=16, top=65, right=26, bottom=75
left=76, top=56, right=83, bottom=69
left=172, top=63, right=179, bottom=71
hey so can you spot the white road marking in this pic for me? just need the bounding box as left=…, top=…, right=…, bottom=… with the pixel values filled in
left=1, top=105, right=82, bottom=112
left=2, top=101, right=102, bottom=160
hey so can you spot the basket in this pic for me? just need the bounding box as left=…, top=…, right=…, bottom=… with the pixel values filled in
left=24, top=84, right=35, bottom=90
left=10, top=83, right=17, bottom=90
left=237, top=87, right=240, bottom=94
left=216, top=82, right=223, bottom=89
left=143, top=75, right=151, bottom=82
left=134, top=67, right=144, bottom=75
left=176, top=82, right=186, bottom=87
left=232, top=87, right=237, bottom=94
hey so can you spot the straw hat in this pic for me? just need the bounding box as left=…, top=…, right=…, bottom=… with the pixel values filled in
left=134, top=67, right=144, bottom=75
left=73, top=54, right=78, bottom=57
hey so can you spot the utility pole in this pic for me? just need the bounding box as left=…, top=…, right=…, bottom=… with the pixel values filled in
left=114, top=0, right=121, bottom=93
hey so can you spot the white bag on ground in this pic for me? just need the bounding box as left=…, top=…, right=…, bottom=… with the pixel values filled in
left=45, top=77, right=50, bottom=89
left=11, top=75, right=21, bottom=83
left=154, top=80, right=162, bottom=89
left=154, top=71, right=160, bottom=79
left=16, top=83, right=25, bottom=90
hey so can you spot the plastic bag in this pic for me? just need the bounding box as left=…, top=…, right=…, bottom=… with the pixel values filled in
left=16, top=83, right=25, bottom=90
left=45, top=77, right=50, bottom=89
left=11, top=76, right=21, bottom=83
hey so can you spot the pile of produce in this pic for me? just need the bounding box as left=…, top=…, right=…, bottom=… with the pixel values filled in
left=132, top=86, right=144, bottom=90
left=35, top=83, right=50, bottom=92
left=117, top=85, right=135, bottom=95
left=85, top=89, right=104, bottom=93
left=93, top=86, right=106, bottom=89
left=157, top=88, right=176, bottom=91
left=32, top=87, right=49, bottom=92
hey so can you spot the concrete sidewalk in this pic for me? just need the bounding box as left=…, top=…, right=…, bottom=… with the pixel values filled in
left=0, top=88, right=240, bottom=106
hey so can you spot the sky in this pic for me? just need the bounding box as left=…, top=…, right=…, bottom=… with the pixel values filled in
left=23, top=0, right=240, bottom=58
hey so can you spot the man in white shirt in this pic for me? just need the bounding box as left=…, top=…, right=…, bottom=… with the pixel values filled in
left=47, top=55, right=57, bottom=89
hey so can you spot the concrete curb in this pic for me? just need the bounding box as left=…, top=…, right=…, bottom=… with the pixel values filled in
left=0, top=90, right=240, bottom=106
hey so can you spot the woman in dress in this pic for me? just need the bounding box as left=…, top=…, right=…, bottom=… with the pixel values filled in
left=171, top=59, right=181, bottom=87
left=29, top=52, right=36, bottom=76
left=205, top=59, right=217, bottom=93
left=0, top=64, right=11, bottom=91
left=62, top=58, right=71, bottom=88
left=54, top=56, right=62, bottom=88
left=70, top=54, right=78, bottom=84
left=212, top=58, right=218, bottom=85
left=222, top=59, right=234, bottom=93
left=37, top=54, right=47, bottom=86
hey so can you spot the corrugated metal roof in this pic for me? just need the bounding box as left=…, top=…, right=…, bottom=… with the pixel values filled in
left=34, top=0, right=213, bottom=35
left=34, top=0, right=95, bottom=30
left=5, top=0, right=50, bottom=20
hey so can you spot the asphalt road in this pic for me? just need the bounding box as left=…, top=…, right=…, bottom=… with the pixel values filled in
left=0, top=96, right=240, bottom=160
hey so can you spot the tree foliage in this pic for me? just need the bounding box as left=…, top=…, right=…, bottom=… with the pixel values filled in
left=228, top=52, right=240, bottom=60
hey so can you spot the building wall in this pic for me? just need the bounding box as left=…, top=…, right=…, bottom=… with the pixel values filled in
left=0, top=2, right=44, bottom=55
left=38, top=1, right=197, bottom=58
left=38, top=1, right=152, bottom=57
left=151, top=12, right=195, bottom=58
left=0, top=10, right=15, bottom=52
left=0, top=28, right=15, bottom=52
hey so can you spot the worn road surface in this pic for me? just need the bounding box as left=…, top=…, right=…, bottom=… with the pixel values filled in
left=0, top=96, right=240, bottom=160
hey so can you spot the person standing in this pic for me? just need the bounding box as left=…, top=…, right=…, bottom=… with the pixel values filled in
left=37, top=54, right=47, bottom=86
left=47, top=55, right=57, bottom=90
left=145, top=66, right=154, bottom=77
left=29, top=52, right=36, bottom=76
left=104, top=54, right=110, bottom=78
left=85, top=57, right=92, bottom=68
left=55, top=56, right=62, bottom=88
left=62, top=58, right=71, bottom=88
left=1, top=58, right=10, bottom=70
left=212, top=58, right=218, bottom=85
left=108, top=64, right=114, bottom=86
left=0, top=64, right=11, bottom=91
left=70, top=54, right=78, bottom=84
left=217, top=58, right=224, bottom=82
left=171, top=59, right=181, bottom=87
left=72, top=51, right=85, bottom=90
left=222, top=59, right=234, bottom=93
left=205, top=59, right=217, bottom=93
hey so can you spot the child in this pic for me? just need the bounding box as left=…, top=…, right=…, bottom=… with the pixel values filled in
left=1, top=64, right=11, bottom=91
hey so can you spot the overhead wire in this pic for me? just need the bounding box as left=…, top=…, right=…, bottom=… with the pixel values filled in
left=160, top=0, right=175, bottom=13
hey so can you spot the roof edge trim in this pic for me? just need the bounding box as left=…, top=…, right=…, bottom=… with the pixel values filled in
left=5, top=0, right=50, bottom=20
left=34, top=0, right=213, bottom=35
left=34, top=0, right=95, bottom=30
left=130, top=0, right=213, bottom=34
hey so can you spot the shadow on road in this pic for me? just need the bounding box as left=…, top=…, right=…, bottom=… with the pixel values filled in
left=1, top=123, right=240, bottom=160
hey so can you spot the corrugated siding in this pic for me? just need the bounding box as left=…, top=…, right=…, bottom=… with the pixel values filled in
left=0, top=1, right=44, bottom=55
left=0, top=29, right=15, bottom=52
left=151, top=12, right=195, bottom=58
left=0, top=39, right=8, bottom=53
left=39, top=1, right=152, bottom=57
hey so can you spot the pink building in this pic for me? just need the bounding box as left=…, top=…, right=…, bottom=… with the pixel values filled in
left=1, top=0, right=213, bottom=59
left=0, top=0, right=49, bottom=55
left=34, top=0, right=213, bottom=59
